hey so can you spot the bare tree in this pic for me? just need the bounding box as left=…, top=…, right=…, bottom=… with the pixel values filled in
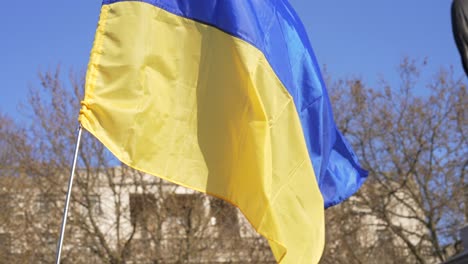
left=321, top=59, right=467, bottom=264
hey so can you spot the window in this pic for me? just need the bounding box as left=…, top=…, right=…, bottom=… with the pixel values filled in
left=209, top=198, right=240, bottom=237
left=42, top=232, right=56, bottom=250
left=37, top=194, right=56, bottom=214
left=88, top=194, right=102, bottom=215
left=0, top=194, right=13, bottom=214
left=165, top=194, right=204, bottom=218
left=160, top=193, right=205, bottom=238
left=0, top=233, right=11, bottom=258
left=129, top=193, right=158, bottom=227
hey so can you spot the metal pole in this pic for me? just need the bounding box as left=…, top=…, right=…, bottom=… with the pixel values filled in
left=55, top=125, right=83, bottom=264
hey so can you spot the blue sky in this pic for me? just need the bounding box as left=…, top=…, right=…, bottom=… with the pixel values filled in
left=0, top=1, right=463, bottom=122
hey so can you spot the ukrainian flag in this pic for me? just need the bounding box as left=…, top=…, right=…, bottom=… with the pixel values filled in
left=79, top=0, right=367, bottom=263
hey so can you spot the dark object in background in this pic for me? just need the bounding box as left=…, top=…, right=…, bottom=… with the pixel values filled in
left=452, top=0, right=468, bottom=76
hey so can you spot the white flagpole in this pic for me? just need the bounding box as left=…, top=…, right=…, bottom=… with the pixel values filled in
left=55, top=125, right=83, bottom=264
